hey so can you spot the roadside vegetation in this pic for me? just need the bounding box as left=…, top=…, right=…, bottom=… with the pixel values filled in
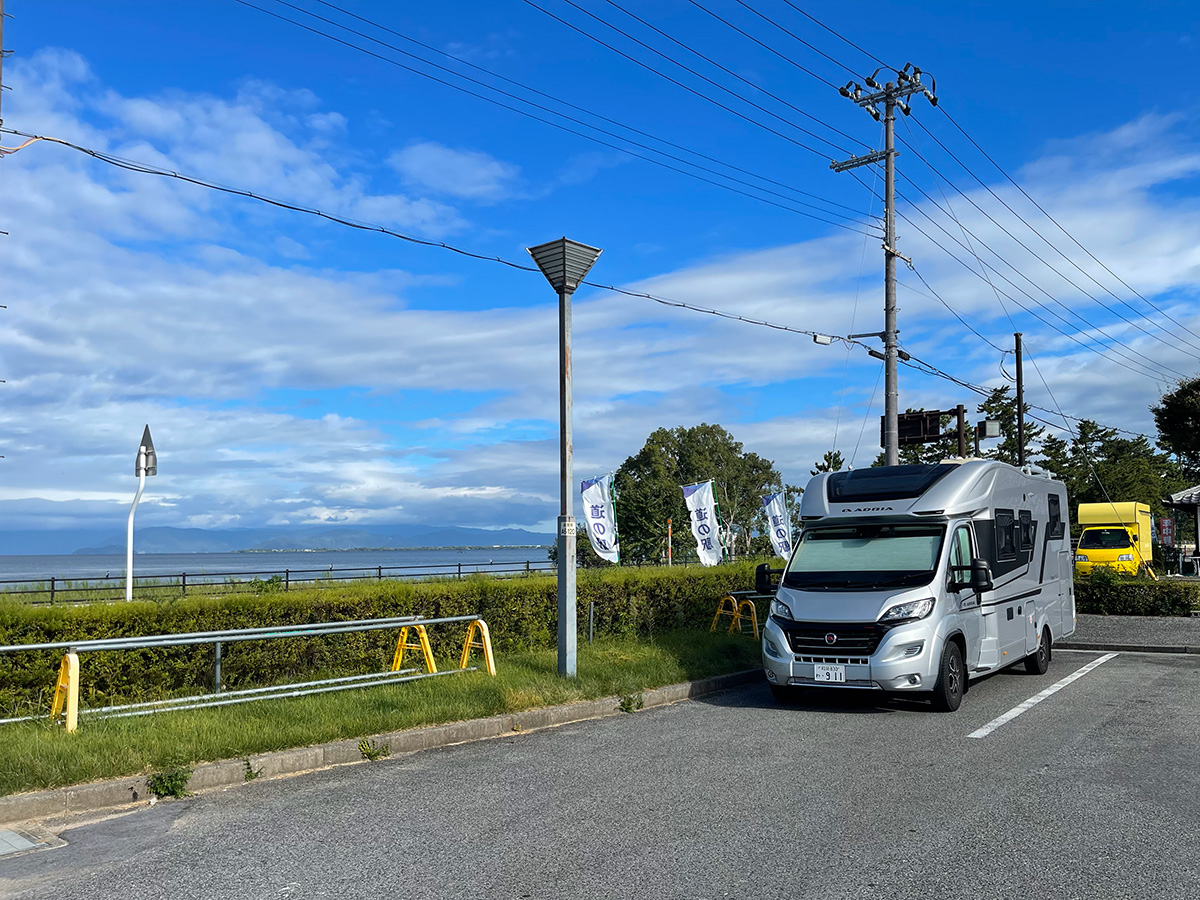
left=0, top=630, right=759, bottom=797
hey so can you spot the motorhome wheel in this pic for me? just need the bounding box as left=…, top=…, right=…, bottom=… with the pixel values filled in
left=932, top=641, right=964, bottom=712
left=1024, top=627, right=1052, bottom=675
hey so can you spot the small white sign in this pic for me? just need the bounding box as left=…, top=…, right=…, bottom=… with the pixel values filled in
left=559, top=520, right=576, bottom=536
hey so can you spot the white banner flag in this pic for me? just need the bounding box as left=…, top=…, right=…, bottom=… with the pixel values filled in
left=761, top=491, right=792, bottom=559
left=682, top=480, right=723, bottom=566
left=580, top=475, right=620, bottom=563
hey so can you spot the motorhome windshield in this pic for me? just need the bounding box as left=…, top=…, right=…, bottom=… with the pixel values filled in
left=1077, top=528, right=1132, bottom=550
left=783, top=523, right=945, bottom=591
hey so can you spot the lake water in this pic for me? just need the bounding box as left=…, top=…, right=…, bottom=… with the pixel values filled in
left=0, top=546, right=553, bottom=586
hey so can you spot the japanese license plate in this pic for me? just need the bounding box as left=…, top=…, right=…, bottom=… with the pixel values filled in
left=813, top=664, right=846, bottom=683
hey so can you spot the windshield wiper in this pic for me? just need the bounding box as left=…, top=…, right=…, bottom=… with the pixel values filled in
left=873, top=573, right=934, bottom=587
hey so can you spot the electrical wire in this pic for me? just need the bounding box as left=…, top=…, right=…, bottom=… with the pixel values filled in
left=725, top=0, right=863, bottom=81
left=896, top=127, right=1200, bottom=359
left=7, top=127, right=1147, bottom=442
left=296, top=0, right=869, bottom=220
left=932, top=108, right=1200, bottom=346
left=519, top=0, right=854, bottom=161
left=233, top=1, right=877, bottom=233
left=778, top=1, right=896, bottom=72
left=600, top=0, right=864, bottom=145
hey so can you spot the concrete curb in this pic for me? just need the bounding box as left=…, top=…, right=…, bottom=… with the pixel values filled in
left=0, top=668, right=763, bottom=828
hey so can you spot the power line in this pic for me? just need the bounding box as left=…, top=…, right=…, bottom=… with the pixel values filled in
left=778, top=1, right=896, bottom=72
left=601, top=0, right=866, bottom=145
left=895, top=125, right=1200, bottom=359
left=920, top=109, right=1200, bottom=347
left=519, top=0, right=856, bottom=161
left=8, top=127, right=1146, bottom=442
left=295, top=0, right=870, bottom=220
left=233, top=1, right=878, bottom=234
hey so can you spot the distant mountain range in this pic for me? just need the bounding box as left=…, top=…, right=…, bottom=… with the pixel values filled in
left=1, top=524, right=555, bottom=556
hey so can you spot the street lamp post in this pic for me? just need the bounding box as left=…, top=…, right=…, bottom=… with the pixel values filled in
left=126, top=425, right=157, bottom=601
left=527, top=237, right=603, bottom=678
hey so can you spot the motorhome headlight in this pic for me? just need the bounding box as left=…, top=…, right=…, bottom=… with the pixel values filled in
left=879, top=597, right=935, bottom=624
left=1118, top=554, right=1134, bottom=562
left=1074, top=554, right=1088, bottom=562
left=770, top=598, right=794, bottom=620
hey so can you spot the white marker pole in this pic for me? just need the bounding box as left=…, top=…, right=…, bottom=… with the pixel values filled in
left=126, top=458, right=146, bottom=602
left=125, top=426, right=158, bottom=602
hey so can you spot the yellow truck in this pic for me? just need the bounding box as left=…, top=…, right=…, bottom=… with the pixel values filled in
left=1074, top=502, right=1154, bottom=576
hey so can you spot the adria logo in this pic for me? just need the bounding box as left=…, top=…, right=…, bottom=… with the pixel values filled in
left=841, top=506, right=894, bottom=512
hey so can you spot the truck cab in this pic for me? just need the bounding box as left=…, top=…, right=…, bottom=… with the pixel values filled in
left=760, top=461, right=1075, bottom=711
left=1073, top=502, right=1153, bottom=576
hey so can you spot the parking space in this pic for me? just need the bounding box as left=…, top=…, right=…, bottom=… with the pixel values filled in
left=3, top=651, right=1197, bottom=900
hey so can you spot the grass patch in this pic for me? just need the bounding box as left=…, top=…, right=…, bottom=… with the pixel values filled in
left=0, top=630, right=758, bottom=797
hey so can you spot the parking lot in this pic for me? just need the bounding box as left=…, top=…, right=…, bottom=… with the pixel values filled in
left=2, top=649, right=1197, bottom=900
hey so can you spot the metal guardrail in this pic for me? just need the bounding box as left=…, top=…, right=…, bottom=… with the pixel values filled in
left=0, top=612, right=497, bottom=732
left=0, top=558, right=555, bottom=604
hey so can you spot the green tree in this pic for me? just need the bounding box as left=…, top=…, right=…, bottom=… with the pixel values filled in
left=811, top=450, right=845, bottom=476
left=1152, top=375, right=1200, bottom=477
left=976, top=386, right=1045, bottom=465
left=614, top=424, right=780, bottom=564
left=1037, top=419, right=1190, bottom=537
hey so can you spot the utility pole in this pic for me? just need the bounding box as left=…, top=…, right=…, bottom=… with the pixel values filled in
left=1015, top=332, right=1025, bottom=467
left=832, top=64, right=937, bottom=466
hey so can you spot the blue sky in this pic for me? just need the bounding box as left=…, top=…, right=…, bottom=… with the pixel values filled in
left=1, top=0, right=1199, bottom=539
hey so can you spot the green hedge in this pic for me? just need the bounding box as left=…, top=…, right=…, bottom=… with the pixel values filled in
left=1074, top=569, right=1200, bottom=616
left=0, top=563, right=759, bottom=714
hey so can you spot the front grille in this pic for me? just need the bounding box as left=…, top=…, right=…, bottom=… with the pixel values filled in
left=783, top=622, right=889, bottom=657
left=794, top=654, right=869, bottom=665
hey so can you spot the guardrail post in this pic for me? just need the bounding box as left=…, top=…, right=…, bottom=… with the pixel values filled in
left=285, top=569, right=290, bottom=591
left=50, top=652, right=80, bottom=733
left=589, top=601, right=595, bottom=644
left=49, top=576, right=56, bottom=605
left=214, top=641, right=223, bottom=693
left=457, top=562, right=462, bottom=581
left=378, top=566, right=382, bottom=581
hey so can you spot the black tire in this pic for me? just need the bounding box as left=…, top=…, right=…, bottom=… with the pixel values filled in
left=931, top=640, right=965, bottom=712
left=1024, top=626, right=1052, bottom=675
left=769, top=683, right=802, bottom=704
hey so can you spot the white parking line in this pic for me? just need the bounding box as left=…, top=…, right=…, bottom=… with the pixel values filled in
left=967, top=652, right=1119, bottom=739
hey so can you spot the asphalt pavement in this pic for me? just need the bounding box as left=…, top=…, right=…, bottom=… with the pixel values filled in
left=2, top=636, right=1197, bottom=900
left=1066, top=612, right=1200, bottom=652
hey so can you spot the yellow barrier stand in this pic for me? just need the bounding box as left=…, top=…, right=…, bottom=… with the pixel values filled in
left=710, top=594, right=760, bottom=639
left=732, top=600, right=759, bottom=639
left=458, top=619, right=497, bottom=676
left=390, top=624, right=437, bottom=674
left=49, top=652, right=80, bottom=733
left=710, top=595, right=739, bottom=633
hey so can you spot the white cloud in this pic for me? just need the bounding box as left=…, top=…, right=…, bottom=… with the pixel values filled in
left=389, top=141, right=521, bottom=201
left=2, top=47, right=1200, bottom=541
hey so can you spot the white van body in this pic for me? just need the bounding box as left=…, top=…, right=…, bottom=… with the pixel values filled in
left=760, top=460, right=1075, bottom=710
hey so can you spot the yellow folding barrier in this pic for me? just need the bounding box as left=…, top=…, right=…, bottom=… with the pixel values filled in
left=459, top=619, right=497, bottom=676
left=49, top=652, right=80, bottom=734
left=390, top=624, right=437, bottom=674
left=710, top=594, right=759, bottom=639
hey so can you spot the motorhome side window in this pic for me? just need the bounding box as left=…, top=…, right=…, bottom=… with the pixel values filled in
left=948, top=526, right=972, bottom=583
left=995, top=509, right=1016, bottom=561
left=1048, top=494, right=1065, bottom=539
left=1018, top=510, right=1034, bottom=551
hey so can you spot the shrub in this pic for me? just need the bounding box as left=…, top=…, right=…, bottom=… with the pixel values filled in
left=1074, top=568, right=1200, bottom=616
left=0, top=562, right=760, bottom=714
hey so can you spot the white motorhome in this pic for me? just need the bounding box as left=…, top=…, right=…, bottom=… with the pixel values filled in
left=758, top=460, right=1075, bottom=711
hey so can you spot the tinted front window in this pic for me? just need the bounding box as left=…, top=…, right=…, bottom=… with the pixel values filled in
left=1078, top=528, right=1132, bottom=550
left=783, top=523, right=945, bottom=591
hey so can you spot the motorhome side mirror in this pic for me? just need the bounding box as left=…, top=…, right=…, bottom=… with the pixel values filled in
left=755, top=563, right=773, bottom=596
left=970, top=559, right=993, bottom=593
